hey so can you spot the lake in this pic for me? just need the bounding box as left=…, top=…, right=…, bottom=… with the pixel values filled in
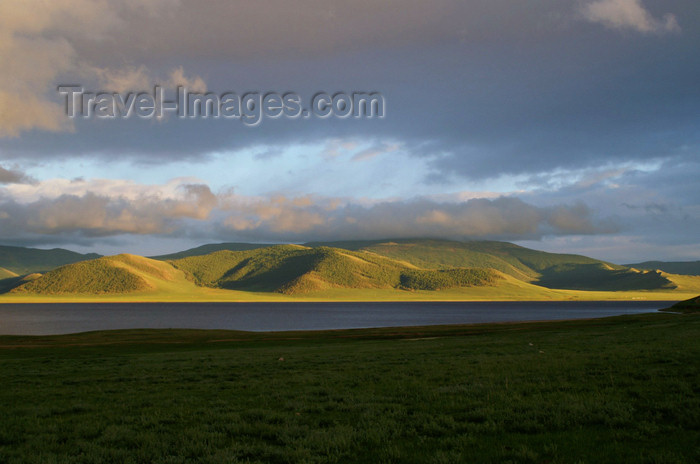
left=0, top=300, right=671, bottom=335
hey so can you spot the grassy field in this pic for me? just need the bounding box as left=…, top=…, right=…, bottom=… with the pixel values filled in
left=0, top=313, right=698, bottom=463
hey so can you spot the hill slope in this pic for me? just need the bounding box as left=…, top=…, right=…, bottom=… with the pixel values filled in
left=0, top=245, right=101, bottom=275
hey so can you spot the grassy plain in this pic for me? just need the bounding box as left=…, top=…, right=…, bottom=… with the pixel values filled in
left=0, top=313, right=698, bottom=463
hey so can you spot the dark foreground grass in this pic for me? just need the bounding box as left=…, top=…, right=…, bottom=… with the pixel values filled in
left=0, top=314, right=699, bottom=463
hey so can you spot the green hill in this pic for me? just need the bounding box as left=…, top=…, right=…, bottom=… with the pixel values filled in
left=170, top=245, right=499, bottom=295
left=0, top=245, right=101, bottom=275
left=12, top=256, right=153, bottom=294
left=626, top=260, right=700, bottom=276
left=10, top=254, right=207, bottom=295
left=151, top=243, right=274, bottom=260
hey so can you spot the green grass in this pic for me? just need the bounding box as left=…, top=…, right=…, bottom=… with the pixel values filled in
left=0, top=313, right=698, bottom=463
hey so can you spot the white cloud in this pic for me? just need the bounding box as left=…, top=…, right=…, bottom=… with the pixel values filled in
left=581, top=0, right=680, bottom=34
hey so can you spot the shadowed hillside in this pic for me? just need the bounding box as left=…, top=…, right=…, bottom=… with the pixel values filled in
left=626, top=261, right=700, bottom=276
left=535, top=264, right=674, bottom=291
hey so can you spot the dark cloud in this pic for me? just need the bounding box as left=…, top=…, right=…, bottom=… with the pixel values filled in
left=2, top=0, right=698, bottom=182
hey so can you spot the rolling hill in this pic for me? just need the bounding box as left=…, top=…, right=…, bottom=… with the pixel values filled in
left=0, top=245, right=101, bottom=275
left=5, top=239, right=700, bottom=301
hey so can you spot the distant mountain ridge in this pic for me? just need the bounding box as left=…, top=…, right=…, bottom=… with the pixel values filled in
left=0, top=245, right=101, bottom=275
left=150, top=243, right=274, bottom=260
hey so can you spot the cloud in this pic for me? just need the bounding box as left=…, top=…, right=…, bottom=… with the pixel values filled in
left=581, top=0, right=680, bottom=33
left=0, top=176, right=618, bottom=244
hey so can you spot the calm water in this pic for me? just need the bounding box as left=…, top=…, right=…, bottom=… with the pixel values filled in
left=0, top=301, right=670, bottom=335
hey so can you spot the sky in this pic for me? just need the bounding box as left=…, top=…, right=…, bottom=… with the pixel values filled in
left=0, top=0, right=698, bottom=263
